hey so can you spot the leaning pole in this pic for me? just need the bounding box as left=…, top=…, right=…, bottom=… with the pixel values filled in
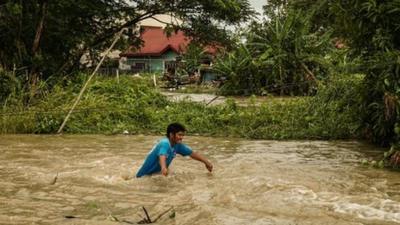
left=57, top=29, right=124, bottom=134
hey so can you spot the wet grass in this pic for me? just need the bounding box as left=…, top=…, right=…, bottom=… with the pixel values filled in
left=0, top=75, right=362, bottom=140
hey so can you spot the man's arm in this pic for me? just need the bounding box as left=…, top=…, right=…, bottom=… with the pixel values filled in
left=190, top=152, right=213, bottom=172
left=159, top=155, right=168, bottom=176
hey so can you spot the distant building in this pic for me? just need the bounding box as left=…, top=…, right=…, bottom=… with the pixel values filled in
left=119, top=25, right=217, bottom=74
left=81, top=14, right=183, bottom=75
left=119, top=26, right=189, bottom=73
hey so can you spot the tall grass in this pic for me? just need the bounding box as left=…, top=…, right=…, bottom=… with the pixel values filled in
left=0, top=73, right=362, bottom=140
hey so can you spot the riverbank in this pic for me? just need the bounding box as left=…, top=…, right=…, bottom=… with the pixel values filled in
left=0, top=75, right=362, bottom=140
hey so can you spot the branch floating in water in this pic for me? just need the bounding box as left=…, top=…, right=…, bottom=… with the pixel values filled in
left=137, top=206, right=174, bottom=224
left=50, top=172, right=58, bottom=185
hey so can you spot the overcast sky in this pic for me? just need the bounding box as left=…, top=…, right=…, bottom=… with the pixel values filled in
left=249, top=0, right=266, bottom=15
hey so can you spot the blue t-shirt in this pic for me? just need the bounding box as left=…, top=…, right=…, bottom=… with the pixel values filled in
left=136, top=137, right=193, bottom=177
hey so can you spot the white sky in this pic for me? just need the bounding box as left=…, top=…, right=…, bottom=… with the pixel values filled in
left=138, top=1, right=268, bottom=31
left=249, top=0, right=267, bottom=16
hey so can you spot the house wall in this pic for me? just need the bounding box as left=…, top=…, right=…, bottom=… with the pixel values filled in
left=119, top=50, right=178, bottom=73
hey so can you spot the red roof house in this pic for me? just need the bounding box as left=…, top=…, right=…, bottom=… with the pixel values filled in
left=119, top=26, right=217, bottom=73
left=120, top=26, right=190, bottom=57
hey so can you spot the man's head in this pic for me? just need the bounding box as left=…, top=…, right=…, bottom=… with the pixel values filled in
left=166, top=123, right=186, bottom=144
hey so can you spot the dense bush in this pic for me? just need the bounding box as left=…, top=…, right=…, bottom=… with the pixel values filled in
left=0, top=74, right=363, bottom=141
left=0, top=70, right=22, bottom=105
left=214, top=7, right=333, bottom=96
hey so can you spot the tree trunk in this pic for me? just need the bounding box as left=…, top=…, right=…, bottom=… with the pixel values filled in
left=28, top=0, right=48, bottom=104
left=32, top=0, right=48, bottom=55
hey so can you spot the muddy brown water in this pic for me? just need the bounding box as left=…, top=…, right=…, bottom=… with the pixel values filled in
left=1, top=135, right=400, bottom=225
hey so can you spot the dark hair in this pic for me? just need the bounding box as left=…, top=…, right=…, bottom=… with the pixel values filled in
left=166, top=122, right=186, bottom=137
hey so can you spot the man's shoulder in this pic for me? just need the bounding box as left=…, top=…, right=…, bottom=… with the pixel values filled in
left=176, top=142, right=191, bottom=150
left=157, top=137, right=170, bottom=147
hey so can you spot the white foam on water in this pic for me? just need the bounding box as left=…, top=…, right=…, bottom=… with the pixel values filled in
left=333, top=199, right=400, bottom=223
left=94, top=174, right=120, bottom=184
left=285, top=185, right=400, bottom=223
left=284, top=185, right=318, bottom=204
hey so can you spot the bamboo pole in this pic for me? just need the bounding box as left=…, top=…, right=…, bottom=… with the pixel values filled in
left=153, top=74, right=157, bottom=87
left=116, top=68, right=120, bottom=83
left=57, top=29, right=124, bottom=134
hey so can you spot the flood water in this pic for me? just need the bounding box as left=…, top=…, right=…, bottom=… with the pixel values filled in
left=1, top=135, right=400, bottom=225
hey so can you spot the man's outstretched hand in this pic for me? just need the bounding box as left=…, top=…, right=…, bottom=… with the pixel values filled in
left=205, top=161, right=213, bottom=172
left=190, top=151, right=213, bottom=173
left=161, top=167, right=168, bottom=176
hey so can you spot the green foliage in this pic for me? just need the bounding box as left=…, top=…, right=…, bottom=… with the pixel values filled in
left=214, top=6, right=334, bottom=96
left=42, top=76, right=169, bottom=134
left=0, top=73, right=362, bottom=141
left=361, top=50, right=400, bottom=146
left=323, top=0, right=400, bottom=148
left=0, top=0, right=254, bottom=93
left=325, top=48, right=363, bottom=75
left=328, top=0, right=400, bottom=54
left=0, top=70, right=22, bottom=104
left=304, top=74, right=364, bottom=139
left=180, top=43, right=208, bottom=75
left=260, top=0, right=400, bottom=167
left=214, top=44, right=258, bottom=95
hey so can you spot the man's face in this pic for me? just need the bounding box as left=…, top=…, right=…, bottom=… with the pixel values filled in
left=170, top=131, right=185, bottom=144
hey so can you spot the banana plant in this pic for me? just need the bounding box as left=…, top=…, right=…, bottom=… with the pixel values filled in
left=248, top=7, right=333, bottom=95
left=213, top=43, right=258, bottom=95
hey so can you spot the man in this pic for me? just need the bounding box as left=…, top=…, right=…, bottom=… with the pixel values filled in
left=136, top=123, right=213, bottom=177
